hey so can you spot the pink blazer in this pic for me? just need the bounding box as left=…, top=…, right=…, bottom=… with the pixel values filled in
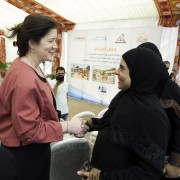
left=0, top=58, right=63, bottom=147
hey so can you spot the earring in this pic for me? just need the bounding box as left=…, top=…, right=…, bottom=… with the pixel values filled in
left=31, top=48, right=35, bottom=54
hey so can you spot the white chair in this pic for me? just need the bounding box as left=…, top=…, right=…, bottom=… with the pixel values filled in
left=50, top=138, right=91, bottom=180
left=71, top=111, right=95, bottom=121
left=97, top=108, right=108, bottom=118
left=60, top=118, right=65, bottom=122
left=70, top=111, right=96, bottom=142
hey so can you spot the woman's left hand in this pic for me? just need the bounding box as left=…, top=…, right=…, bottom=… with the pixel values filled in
left=164, top=163, right=180, bottom=178
left=77, top=170, right=90, bottom=179
left=77, top=168, right=101, bottom=180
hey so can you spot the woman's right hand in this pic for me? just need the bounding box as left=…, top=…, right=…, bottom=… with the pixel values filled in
left=74, top=119, right=90, bottom=138
left=67, top=117, right=88, bottom=135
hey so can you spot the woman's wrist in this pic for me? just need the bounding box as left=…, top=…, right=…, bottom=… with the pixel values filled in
left=60, top=121, right=68, bottom=133
left=86, top=118, right=93, bottom=128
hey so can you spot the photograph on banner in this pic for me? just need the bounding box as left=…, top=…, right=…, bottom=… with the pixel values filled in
left=71, top=63, right=90, bottom=80
left=92, top=66, right=116, bottom=84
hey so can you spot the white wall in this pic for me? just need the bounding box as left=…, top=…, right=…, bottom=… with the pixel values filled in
left=1, top=29, right=18, bottom=62
left=5, top=36, right=18, bottom=62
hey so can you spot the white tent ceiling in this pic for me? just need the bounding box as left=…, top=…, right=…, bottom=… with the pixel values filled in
left=0, top=0, right=159, bottom=28
left=36, top=0, right=159, bottom=23
left=0, top=0, right=28, bottom=28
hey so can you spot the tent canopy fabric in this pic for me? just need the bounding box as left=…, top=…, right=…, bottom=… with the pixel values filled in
left=0, top=0, right=180, bottom=29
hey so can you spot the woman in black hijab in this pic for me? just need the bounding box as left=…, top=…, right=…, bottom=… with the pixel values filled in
left=77, top=47, right=170, bottom=180
left=138, top=42, right=180, bottom=179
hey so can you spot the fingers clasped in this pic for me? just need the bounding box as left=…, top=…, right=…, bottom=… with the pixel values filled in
left=164, top=163, right=180, bottom=179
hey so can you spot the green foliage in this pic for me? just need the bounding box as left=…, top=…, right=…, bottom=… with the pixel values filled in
left=46, top=73, right=56, bottom=80
left=0, top=61, right=11, bottom=76
left=0, top=61, right=7, bottom=70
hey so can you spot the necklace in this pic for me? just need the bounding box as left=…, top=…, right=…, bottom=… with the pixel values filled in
left=22, top=56, right=45, bottom=78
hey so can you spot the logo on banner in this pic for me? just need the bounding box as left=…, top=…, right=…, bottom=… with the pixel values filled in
left=74, top=36, right=86, bottom=41
left=93, top=37, right=107, bottom=41
left=115, top=34, right=126, bottom=43
left=136, top=33, right=149, bottom=44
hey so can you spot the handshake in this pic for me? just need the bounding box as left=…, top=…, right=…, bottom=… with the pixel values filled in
left=60, top=118, right=90, bottom=137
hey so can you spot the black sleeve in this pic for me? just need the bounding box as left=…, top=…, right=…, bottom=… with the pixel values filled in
left=165, top=108, right=180, bottom=167
left=90, top=108, right=111, bottom=131
left=100, top=160, right=162, bottom=180
left=166, top=108, right=180, bottom=154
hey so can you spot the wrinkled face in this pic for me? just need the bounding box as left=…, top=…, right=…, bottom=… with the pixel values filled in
left=33, top=28, right=57, bottom=62
left=115, top=58, right=131, bottom=91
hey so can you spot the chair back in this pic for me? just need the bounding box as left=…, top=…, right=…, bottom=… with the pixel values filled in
left=71, top=111, right=95, bottom=121
left=50, top=138, right=91, bottom=180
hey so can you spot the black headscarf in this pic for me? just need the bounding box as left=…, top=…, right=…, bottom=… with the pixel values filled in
left=138, top=42, right=180, bottom=118
left=108, top=47, right=170, bottom=172
left=138, top=42, right=162, bottom=60
left=161, top=80, right=180, bottom=118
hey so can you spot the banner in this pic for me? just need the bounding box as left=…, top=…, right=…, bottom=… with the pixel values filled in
left=67, top=27, right=162, bottom=105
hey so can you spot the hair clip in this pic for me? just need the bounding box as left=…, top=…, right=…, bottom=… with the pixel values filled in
left=13, top=41, right=17, bottom=47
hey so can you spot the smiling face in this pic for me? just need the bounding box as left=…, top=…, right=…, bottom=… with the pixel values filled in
left=115, top=58, right=131, bottom=91
left=30, top=28, right=57, bottom=63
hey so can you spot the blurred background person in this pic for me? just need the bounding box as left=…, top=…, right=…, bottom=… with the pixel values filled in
left=164, top=60, right=174, bottom=80
left=138, top=42, right=180, bottom=179
left=51, top=66, right=69, bottom=120
left=164, top=60, right=171, bottom=71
